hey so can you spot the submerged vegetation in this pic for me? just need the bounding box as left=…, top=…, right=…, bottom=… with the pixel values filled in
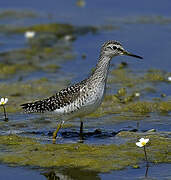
left=0, top=10, right=38, bottom=19
left=0, top=132, right=170, bottom=172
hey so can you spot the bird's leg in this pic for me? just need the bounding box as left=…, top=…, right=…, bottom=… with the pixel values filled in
left=79, top=121, right=84, bottom=142
left=52, top=121, right=64, bottom=142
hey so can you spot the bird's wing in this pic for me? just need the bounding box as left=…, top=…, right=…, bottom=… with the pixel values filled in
left=21, top=80, right=86, bottom=113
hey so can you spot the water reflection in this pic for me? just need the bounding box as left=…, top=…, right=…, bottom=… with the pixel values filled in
left=145, top=164, right=149, bottom=178
left=43, top=171, right=60, bottom=180
left=42, top=164, right=152, bottom=180
left=42, top=168, right=100, bottom=180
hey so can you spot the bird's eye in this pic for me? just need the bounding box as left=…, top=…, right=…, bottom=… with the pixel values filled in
left=107, top=46, right=117, bottom=50
left=112, top=46, right=117, bottom=50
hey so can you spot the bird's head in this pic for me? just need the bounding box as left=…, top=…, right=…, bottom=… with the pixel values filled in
left=101, top=40, right=143, bottom=59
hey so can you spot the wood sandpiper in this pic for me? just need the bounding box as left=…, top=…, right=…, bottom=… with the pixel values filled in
left=21, top=40, right=143, bottom=142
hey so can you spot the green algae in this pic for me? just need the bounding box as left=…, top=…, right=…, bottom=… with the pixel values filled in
left=15, top=23, right=74, bottom=37
left=144, top=69, right=169, bottom=82
left=93, top=99, right=171, bottom=118
left=89, top=67, right=170, bottom=118
left=117, top=87, right=127, bottom=97
left=109, top=67, right=170, bottom=86
left=0, top=22, right=97, bottom=37
left=0, top=79, right=70, bottom=113
left=109, top=68, right=137, bottom=86
left=123, top=101, right=156, bottom=113
left=0, top=10, right=38, bottom=19
left=0, top=63, right=37, bottom=78
left=44, top=64, right=60, bottom=73
left=0, top=134, right=170, bottom=172
left=89, top=90, right=171, bottom=118
left=76, top=0, right=86, bottom=7
left=117, top=131, right=171, bottom=163
left=0, top=23, right=73, bottom=35
left=0, top=61, right=60, bottom=79
left=0, top=45, right=74, bottom=63
left=0, top=45, right=75, bottom=79
left=158, top=101, right=171, bottom=112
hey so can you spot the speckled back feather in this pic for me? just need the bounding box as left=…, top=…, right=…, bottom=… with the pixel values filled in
left=21, top=79, right=87, bottom=113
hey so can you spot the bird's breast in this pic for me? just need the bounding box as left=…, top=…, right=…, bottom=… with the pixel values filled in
left=54, top=83, right=106, bottom=119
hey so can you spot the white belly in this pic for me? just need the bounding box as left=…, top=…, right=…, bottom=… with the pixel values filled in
left=54, top=83, right=105, bottom=119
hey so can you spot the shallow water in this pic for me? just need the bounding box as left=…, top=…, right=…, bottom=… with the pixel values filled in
left=0, top=0, right=171, bottom=179
left=1, top=163, right=171, bottom=180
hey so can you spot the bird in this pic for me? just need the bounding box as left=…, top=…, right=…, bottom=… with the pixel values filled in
left=21, top=40, right=143, bottom=142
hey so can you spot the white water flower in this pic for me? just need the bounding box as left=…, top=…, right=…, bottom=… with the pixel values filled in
left=136, top=138, right=149, bottom=147
left=168, top=76, right=171, bottom=81
left=0, top=98, right=8, bottom=105
left=25, top=31, right=35, bottom=39
left=135, top=92, right=140, bottom=97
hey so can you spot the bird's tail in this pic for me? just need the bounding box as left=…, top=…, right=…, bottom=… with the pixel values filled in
left=21, top=99, right=49, bottom=113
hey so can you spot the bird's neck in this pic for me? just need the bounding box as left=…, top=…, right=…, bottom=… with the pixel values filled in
left=89, top=54, right=112, bottom=83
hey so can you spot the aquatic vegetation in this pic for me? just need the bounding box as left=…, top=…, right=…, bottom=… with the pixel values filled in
left=134, top=92, right=140, bottom=97
left=136, top=138, right=149, bottom=147
left=94, top=67, right=171, bottom=116
left=0, top=22, right=97, bottom=38
left=117, top=87, right=127, bottom=97
left=118, top=131, right=171, bottom=164
left=144, top=69, right=166, bottom=82
left=0, top=97, right=8, bottom=121
left=0, top=23, right=72, bottom=35
left=25, top=31, right=36, bottom=39
left=0, top=133, right=170, bottom=172
left=90, top=97, right=171, bottom=119
left=0, top=98, right=8, bottom=105
left=0, top=63, right=37, bottom=78
left=20, top=23, right=73, bottom=35
left=0, top=10, right=38, bottom=19
left=0, top=45, right=74, bottom=79
left=76, top=0, right=86, bottom=7
left=0, top=79, right=70, bottom=113
left=136, top=138, right=149, bottom=166
left=0, top=45, right=74, bottom=63
left=109, top=67, right=170, bottom=86
left=168, top=76, right=171, bottom=81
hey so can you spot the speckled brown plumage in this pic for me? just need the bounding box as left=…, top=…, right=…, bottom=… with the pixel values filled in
left=21, top=79, right=87, bottom=113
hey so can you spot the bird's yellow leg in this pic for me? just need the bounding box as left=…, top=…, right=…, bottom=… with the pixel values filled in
left=52, top=121, right=64, bottom=142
